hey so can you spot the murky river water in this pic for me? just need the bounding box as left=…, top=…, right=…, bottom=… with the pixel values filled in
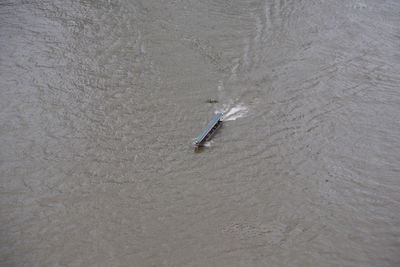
left=1, top=0, right=400, bottom=266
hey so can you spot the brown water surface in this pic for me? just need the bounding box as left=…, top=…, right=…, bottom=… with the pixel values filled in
left=1, top=0, right=400, bottom=266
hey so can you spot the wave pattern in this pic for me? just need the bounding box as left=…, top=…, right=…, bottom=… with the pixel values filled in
left=1, top=0, right=400, bottom=266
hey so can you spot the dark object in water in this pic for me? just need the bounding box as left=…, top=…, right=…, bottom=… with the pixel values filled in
left=193, top=113, right=223, bottom=148
left=206, top=98, right=219, bottom=103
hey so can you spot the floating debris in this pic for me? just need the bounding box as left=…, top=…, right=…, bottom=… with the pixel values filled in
left=193, top=113, right=223, bottom=148
left=206, top=98, right=219, bottom=103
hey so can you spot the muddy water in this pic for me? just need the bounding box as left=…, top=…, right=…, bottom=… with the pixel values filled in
left=1, top=0, right=400, bottom=266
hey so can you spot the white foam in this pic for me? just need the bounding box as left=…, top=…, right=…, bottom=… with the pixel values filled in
left=203, top=140, right=213, bottom=147
left=216, top=104, right=248, bottom=121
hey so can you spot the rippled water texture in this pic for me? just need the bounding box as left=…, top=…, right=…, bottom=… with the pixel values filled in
left=1, top=0, right=400, bottom=266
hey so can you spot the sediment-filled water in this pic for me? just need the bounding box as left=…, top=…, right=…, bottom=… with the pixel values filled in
left=1, top=0, right=400, bottom=266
